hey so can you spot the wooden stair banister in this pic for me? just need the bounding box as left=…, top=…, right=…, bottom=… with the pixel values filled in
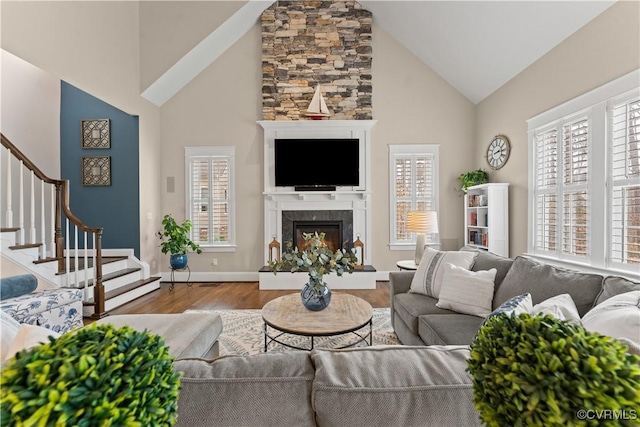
left=1, top=133, right=106, bottom=318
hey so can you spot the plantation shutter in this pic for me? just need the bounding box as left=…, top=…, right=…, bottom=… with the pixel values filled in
left=534, top=128, right=558, bottom=252
left=561, top=117, right=589, bottom=257
left=394, top=154, right=435, bottom=241
left=610, top=96, right=640, bottom=265
left=189, top=155, right=230, bottom=245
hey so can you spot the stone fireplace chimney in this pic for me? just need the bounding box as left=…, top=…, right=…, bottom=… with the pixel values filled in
left=261, top=1, right=373, bottom=120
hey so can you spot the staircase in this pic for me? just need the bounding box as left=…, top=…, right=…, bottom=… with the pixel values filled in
left=1, top=133, right=160, bottom=318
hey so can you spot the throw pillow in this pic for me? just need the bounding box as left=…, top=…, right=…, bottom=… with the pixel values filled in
left=409, top=247, right=477, bottom=298
left=487, top=293, right=533, bottom=319
left=1, top=311, right=22, bottom=361
left=5, top=323, right=61, bottom=360
left=436, top=263, right=497, bottom=317
left=531, top=294, right=581, bottom=324
left=594, top=276, right=640, bottom=306
left=0, top=274, right=38, bottom=301
left=582, top=291, right=640, bottom=344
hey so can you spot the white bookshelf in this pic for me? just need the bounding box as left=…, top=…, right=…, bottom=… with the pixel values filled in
left=464, top=183, right=509, bottom=257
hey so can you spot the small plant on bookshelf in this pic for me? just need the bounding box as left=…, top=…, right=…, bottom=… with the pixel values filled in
left=458, top=169, right=489, bottom=194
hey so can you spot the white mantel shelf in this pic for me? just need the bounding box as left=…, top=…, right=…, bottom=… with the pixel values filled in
left=259, top=120, right=377, bottom=269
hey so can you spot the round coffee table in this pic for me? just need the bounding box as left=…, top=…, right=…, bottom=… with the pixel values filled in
left=261, top=293, right=373, bottom=352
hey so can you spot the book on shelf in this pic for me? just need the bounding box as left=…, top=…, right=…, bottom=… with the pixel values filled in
left=470, top=212, right=477, bottom=226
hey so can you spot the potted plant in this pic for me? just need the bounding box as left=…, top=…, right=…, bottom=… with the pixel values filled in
left=0, top=324, right=181, bottom=425
left=458, top=169, right=489, bottom=194
left=269, top=232, right=358, bottom=311
left=157, top=214, right=202, bottom=269
left=467, top=313, right=640, bottom=426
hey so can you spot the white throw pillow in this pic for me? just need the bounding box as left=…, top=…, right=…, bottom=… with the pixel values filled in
left=436, top=263, right=497, bottom=317
left=4, top=323, right=61, bottom=360
left=531, top=294, right=581, bottom=324
left=409, top=247, right=477, bottom=298
left=1, top=311, right=22, bottom=361
left=582, top=291, right=640, bottom=344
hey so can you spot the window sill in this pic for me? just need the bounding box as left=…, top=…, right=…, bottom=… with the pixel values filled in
left=200, top=245, right=236, bottom=253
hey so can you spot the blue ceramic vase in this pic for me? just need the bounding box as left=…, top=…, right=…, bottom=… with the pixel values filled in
left=170, top=254, right=188, bottom=270
left=301, top=277, right=332, bottom=311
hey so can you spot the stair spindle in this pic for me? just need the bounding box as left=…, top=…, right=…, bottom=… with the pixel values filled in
left=40, top=180, right=46, bottom=259
left=18, top=160, right=24, bottom=244
left=74, top=224, right=79, bottom=288
left=29, top=170, right=36, bottom=244
left=50, top=186, right=55, bottom=259
left=5, top=148, right=12, bottom=227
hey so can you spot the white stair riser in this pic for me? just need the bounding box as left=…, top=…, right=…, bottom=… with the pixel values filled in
left=104, top=280, right=160, bottom=312
left=103, top=272, right=143, bottom=293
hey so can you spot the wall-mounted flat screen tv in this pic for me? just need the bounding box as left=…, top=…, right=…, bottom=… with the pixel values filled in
left=274, top=138, right=360, bottom=188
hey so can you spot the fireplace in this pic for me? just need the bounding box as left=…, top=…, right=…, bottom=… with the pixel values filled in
left=294, top=221, right=342, bottom=252
left=282, top=210, right=353, bottom=253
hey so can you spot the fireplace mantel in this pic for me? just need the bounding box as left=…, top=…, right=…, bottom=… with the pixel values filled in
left=259, top=120, right=376, bottom=272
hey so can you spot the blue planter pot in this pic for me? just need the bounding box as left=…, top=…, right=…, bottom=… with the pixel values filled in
left=170, top=254, right=188, bottom=270
left=301, top=277, right=332, bottom=311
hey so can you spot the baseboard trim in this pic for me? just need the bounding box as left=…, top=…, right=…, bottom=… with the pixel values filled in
left=160, top=270, right=392, bottom=283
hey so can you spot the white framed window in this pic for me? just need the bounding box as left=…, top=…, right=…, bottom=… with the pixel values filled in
left=388, top=144, right=439, bottom=250
left=528, top=70, right=639, bottom=276
left=185, top=146, right=236, bottom=252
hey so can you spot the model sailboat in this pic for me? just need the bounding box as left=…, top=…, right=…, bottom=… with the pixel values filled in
left=305, top=85, right=330, bottom=119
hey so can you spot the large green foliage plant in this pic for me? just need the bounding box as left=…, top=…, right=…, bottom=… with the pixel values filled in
left=468, top=313, right=640, bottom=427
left=1, top=324, right=181, bottom=426
left=458, top=169, right=489, bottom=194
left=157, top=214, right=202, bottom=255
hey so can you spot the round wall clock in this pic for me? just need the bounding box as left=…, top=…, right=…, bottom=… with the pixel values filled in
left=486, top=135, right=510, bottom=170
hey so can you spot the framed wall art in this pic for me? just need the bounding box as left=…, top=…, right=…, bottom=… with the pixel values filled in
left=81, top=119, right=110, bottom=149
left=82, top=156, right=111, bottom=186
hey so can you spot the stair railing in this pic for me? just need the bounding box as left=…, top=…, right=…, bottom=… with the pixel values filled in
left=1, top=133, right=106, bottom=318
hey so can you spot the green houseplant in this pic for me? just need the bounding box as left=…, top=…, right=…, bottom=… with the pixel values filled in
left=157, top=214, right=202, bottom=269
left=0, top=323, right=181, bottom=426
left=458, top=169, right=489, bottom=194
left=467, top=313, right=640, bottom=427
left=269, top=232, right=358, bottom=311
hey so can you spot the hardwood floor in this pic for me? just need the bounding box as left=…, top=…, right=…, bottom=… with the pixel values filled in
left=105, top=280, right=391, bottom=317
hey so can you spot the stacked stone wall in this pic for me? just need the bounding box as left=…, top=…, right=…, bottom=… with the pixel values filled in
left=261, top=1, right=372, bottom=120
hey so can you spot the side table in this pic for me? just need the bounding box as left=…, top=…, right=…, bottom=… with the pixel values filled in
left=396, top=260, right=418, bottom=271
left=169, top=265, right=191, bottom=292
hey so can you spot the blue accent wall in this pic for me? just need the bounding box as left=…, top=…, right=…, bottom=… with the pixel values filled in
left=60, top=82, right=140, bottom=257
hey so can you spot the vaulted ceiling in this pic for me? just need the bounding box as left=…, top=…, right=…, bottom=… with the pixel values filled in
left=141, top=1, right=616, bottom=107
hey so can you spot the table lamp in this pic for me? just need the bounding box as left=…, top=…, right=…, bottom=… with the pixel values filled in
left=407, top=211, right=439, bottom=265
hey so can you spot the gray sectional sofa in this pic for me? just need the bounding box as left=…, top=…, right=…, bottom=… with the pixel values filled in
left=390, top=248, right=638, bottom=346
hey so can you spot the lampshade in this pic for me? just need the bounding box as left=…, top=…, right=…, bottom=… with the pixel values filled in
left=406, top=211, right=439, bottom=234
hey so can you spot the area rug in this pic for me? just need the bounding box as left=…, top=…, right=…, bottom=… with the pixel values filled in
left=186, top=308, right=400, bottom=356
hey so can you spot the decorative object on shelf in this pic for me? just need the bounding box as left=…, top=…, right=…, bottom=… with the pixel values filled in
left=81, top=156, right=111, bottom=186
left=457, top=169, right=489, bottom=194
left=157, top=214, right=202, bottom=270
left=485, top=134, right=510, bottom=170
left=0, top=323, right=181, bottom=426
left=406, top=211, right=439, bottom=265
left=468, top=313, right=640, bottom=427
left=268, top=232, right=358, bottom=311
left=305, top=85, right=330, bottom=120
left=268, top=236, right=281, bottom=262
left=353, top=234, right=365, bottom=270
left=81, top=118, right=110, bottom=149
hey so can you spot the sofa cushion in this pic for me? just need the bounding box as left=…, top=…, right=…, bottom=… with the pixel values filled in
left=410, top=247, right=477, bottom=298
left=487, top=293, right=533, bottom=319
left=174, top=352, right=315, bottom=427
left=582, top=291, right=640, bottom=344
left=0, top=274, right=38, bottom=300
left=311, top=345, right=481, bottom=427
left=419, top=314, right=485, bottom=345
left=463, top=246, right=514, bottom=288
left=493, top=256, right=603, bottom=316
left=393, top=292, right=453, bottom=334
left=97, top=312, right=223, bottom=359
left=595, top=276, right=640, bottom=306
left=436, top=263, right=497, bottom=317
